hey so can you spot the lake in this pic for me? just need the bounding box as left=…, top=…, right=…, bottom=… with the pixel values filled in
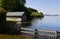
left=22, top=16, right=60, bottom=31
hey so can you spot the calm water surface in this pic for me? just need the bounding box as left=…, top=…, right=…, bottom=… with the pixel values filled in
left=22, top=16, right=60, bottom=31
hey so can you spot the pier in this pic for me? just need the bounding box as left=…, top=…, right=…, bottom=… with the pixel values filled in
left=19, top=27, right=58, bottom=39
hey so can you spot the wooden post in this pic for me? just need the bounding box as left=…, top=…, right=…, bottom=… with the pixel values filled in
left=56, top=31, right=60, bottom=39
left=34, top=29, right=38, bottom=39
left=17, top=26, right=21, bottom=34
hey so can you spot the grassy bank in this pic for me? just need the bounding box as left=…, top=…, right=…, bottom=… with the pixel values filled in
left=0, top=34, right=33, bottom=39
left=0, top=34, right=24, bottom=39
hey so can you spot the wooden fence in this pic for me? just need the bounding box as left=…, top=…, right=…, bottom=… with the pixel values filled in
left=20, top=27, right=58, bottom=39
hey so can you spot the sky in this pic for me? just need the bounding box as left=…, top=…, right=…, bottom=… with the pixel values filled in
left=25, top=0, right=60, bottom=14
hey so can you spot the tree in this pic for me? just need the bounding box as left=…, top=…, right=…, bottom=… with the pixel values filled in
left=40, top=12, right=44, bottom=17
left=40, top=12, right=43, bottom=15
left=1, top=0, right=17, bottom=11
left=0, top=0, right=2, bottom=6
left=19, top=0, right=26, bottom=5
left=1, top=0, right=26, bottom=11
left=28, top=8, right=38, bottom=12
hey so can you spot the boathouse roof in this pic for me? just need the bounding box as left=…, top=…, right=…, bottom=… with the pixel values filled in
left=7, top=12, right=24, bottom=16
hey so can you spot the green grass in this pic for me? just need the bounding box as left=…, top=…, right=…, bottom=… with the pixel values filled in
left=6, top=20, right=16, bottom=22
left=0, top=34, right=33, bottom=39
left=6, top=20, right=16, bottom=26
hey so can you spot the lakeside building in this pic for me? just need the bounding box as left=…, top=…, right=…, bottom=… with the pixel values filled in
left=6, top=12, right=27, bottom=21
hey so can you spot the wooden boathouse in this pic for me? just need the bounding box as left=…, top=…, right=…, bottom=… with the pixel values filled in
left=6, top=12, right=26, bottom=21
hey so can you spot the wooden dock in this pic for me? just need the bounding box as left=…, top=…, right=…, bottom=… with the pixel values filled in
left=20, top=27, right=58, bottom=39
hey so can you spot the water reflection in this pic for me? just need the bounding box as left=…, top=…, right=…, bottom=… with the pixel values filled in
left=21, top=21, right=32, bottom=28
left=21, top=16, right=60, bottom=31
left=21, top=18, right=43, bottom=28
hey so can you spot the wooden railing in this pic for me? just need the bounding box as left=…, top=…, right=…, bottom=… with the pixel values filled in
left=20, top=27, right=58, bottom=39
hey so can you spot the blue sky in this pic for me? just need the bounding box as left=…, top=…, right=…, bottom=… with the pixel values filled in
left=25, top=0, right=60, bottom=14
